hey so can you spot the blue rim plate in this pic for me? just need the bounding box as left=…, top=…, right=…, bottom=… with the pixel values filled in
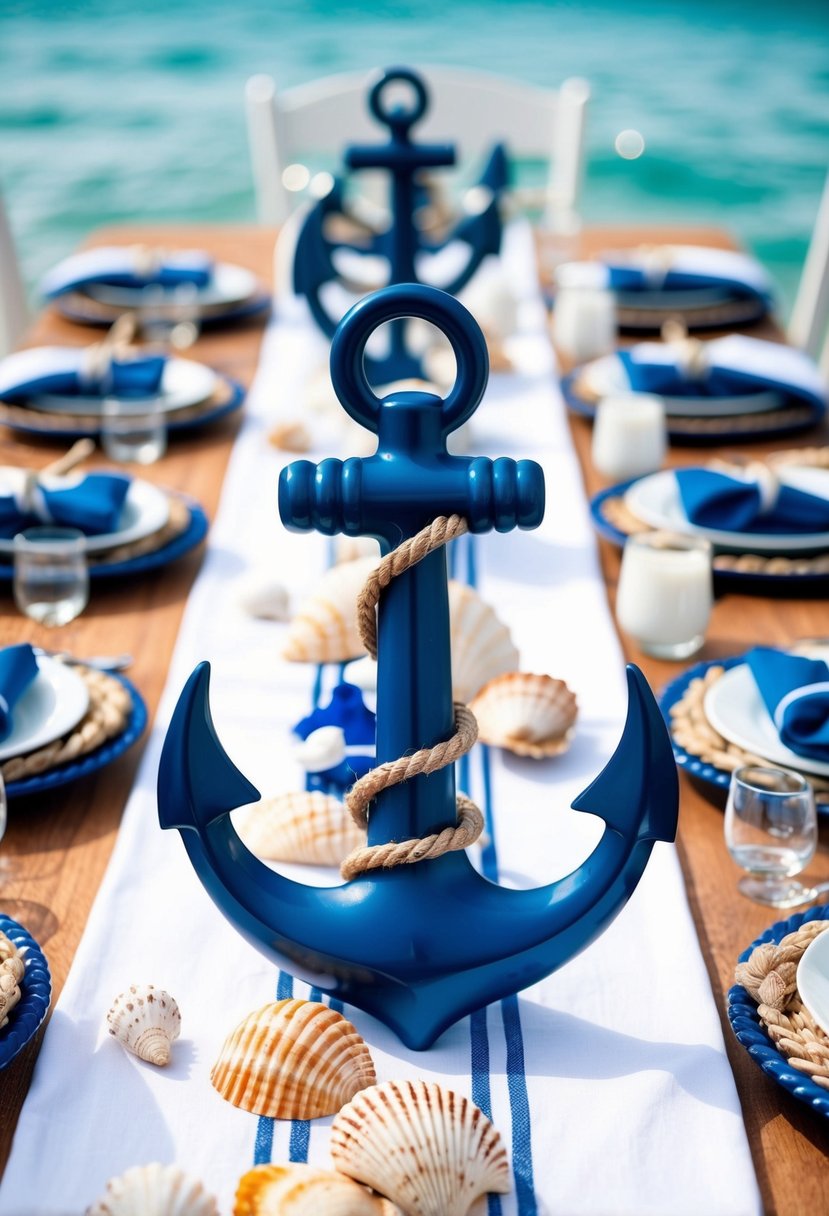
left=590, top=478, right=829, bottom=597
left=5, top=671, right=147, bottom=800
left=55, top=292, right=271, bottom=330
left=562, top=370, right=824, bottom=446
left=0, top=914, right=52, bottom=1070
left=0, top=376, right=245, bottom=441
left=728, top=903, right=829, bottom=1120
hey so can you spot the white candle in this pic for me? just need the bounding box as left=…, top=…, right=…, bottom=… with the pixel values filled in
left=616, top=531, right=713, bottom=659
left=591, top=392, right=666, bottom=481
left=551, top=285, right=617, bottom=362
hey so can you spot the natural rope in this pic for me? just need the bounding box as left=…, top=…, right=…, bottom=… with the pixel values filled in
left=0, top=930, right=25, bottom=1030
left=735, top=920, right=829, bottom=1090
left=341, top=515, right=483, bottom=879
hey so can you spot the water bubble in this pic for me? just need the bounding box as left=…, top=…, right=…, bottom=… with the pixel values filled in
left=615, top=129, right=645, bottom=160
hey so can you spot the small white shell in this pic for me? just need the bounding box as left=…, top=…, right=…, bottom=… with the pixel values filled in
left=233, top=1164, right=396, bottom=1215
left=331, top=1079, right=511, bottom=1216
left=469, top=672, right=578, bottom=758
left=235, top=791, right=364, bottom=866
left=106, top=985, right=181, bottom=1067
left=334, top=536, right=381, bottom=565
left=86, top=1162, right=218, bottom=1216
left=449, top=582, right=519, bottom=704
left=268, top=420, right=312, bottom=453
left=237, top=575, right=292, bottom=621
left=293, top=726, right=346, bottom=773
left=282, top=556, right=378, bottom=663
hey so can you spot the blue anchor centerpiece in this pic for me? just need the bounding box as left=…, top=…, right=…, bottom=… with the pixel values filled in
left=292, top=65, right=508, bottom=384
left=157, top=283, right=679, bottom=1051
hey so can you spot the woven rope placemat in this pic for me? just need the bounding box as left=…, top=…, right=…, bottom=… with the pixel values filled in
left=87, top=494, right=191, bottom=566
left=0, top=665, right=132, bottom=783
left=735, top=919, right=829, bottom=1089
left=0, top=930, right=25, bottom=1030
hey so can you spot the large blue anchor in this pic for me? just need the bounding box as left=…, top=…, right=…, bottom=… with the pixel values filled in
left=158, top=283, right=679, bottom=1050
left=292, top=65, right=508, bottom=384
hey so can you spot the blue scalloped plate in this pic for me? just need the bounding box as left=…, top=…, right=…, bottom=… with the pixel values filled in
left=590, top=479, right=829, bottom=598
left=6, top=672, right=147, bottom=800
left=728, top=904, right=829, bottom=1119
left=0, top=914, right=52, bottom=1070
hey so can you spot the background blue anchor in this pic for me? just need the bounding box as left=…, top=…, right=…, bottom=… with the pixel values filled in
left=157, top=283, right=679, bottom=1050
left=293, top=66, right=508, bottom=383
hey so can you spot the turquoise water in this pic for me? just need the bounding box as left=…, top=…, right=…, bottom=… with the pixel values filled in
left=2, top=0, right=828, bottom=310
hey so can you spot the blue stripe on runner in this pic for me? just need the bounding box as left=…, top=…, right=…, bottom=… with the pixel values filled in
left=253, top=970, right=296, bottom=1164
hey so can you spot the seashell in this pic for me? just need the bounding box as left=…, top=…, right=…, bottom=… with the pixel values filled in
left=448, top=581, right=519, bottom=704
left=86, top=1162, right=219, bottom=1216
left=233, top=1163, right=396, bottom=1216
left=237, top=574, right=292, bottom=621
left=469, top=672, right=578, bottom=758
left=282, top=556, right=378, bottom=663
left=268, top=419, right=312, bottom=453
left=106, top=985, right=181, bottom=1067
left=334, top=535, right=381, bottom=565
left=330, top=1079, right=511, bottom=1216
left=293, top=725, right=347, bottom=773
left=234, top=791, right=364, bottom=866
left=211, top=998, right=375, bottom=1119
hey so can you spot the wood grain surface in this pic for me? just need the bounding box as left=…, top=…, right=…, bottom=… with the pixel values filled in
left=1, top=224, right=828, bottom=1213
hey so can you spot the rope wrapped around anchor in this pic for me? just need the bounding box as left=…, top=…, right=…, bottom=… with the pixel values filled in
left=340, top=514, right=484, bottom=880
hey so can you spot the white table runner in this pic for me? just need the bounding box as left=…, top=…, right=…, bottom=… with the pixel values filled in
left=0, top=226, right=761, bottom=1216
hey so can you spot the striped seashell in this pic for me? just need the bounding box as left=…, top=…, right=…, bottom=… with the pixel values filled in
left=469, top=672, right=578, bottom=758
left=234, top=791, right=364, bottom=866
left=106, top=985, right=181, bottom=1067
left=211, top=999, right=375, bottom=1119
left=233, top=1163, right=397, bottom=1216
left=330, top=1079, right=511, bottom=1216
left=282, top=557, right=378, bottom=663
left=86, top=1162, right=219, bottom=1216
left=448, top=582, right=519, bottom=704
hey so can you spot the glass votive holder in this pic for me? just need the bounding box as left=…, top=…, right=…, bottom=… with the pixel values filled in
left=615, top=530, right=713, bottom=660
left=591, top=392, right=667, bottom=481
left=102, top=396, right=167, bottom=465
left=551, top=285, right=617, bottom=363
left=13, top=526, right=89, bottom=628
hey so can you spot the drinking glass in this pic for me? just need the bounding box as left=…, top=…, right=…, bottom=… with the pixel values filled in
left=13, top=527, right=89, bottom=627
left=724, top=766, right=818, bottom=907
left=591, top=392, right=667, bottom=481
left=616, top=531, right=713, bottom=660
left=551, top=285, right=617, bottom=363
left=102, top=396, right=167, bottom=465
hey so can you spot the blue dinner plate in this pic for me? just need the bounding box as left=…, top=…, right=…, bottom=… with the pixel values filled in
left=5, top=672, right=147, bottom=800
left=0, top=914, right=52, bottom=1070
left=729, top=904, right=829, bottom=1120
left=56, top=292, right=271, bottom=330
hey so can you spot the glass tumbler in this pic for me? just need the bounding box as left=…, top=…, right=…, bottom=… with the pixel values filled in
left=102, top=396, right=167, bottom=465
left=724, top=765, right=817, bottom=907
left=13, top=527, right=89, bottom=627
left=591, top=392, right=667, bottom=481
left=616, top=530, right=713, bottom=660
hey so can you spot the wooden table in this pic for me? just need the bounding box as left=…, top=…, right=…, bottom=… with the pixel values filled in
left=1, top=225, right=827, bottom=1213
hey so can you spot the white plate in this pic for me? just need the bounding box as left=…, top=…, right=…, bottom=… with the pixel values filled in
left=0, top=656, right=89, bottom=763
left=797, top=929, right=829, bottom=1036
left=0, top=473, right=170, bottom=555
left=582, top=355, right=783, bottom=418
left=31, top=359, right=217, bottom=416
left=703, top=649, right=829, bottom=780
left=83, top=263, right=258, bottom=310
left=624, top=467, right=829, bottom=554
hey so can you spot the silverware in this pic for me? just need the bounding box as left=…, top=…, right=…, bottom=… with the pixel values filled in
left=34, top=648, right=133, bottom=672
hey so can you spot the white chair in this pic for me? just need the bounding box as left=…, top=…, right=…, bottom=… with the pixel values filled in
left=246, top=67, right=589, bottom=230
left=788, top=168, right=829, bottom=374
left=0, top=189, right=29, bottom=357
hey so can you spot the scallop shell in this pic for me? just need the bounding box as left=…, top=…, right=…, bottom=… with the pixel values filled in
left=234, top=791, right=364, bottom=866
left=469, top=672, right=578, bottom=758
left=86, top=1162, right=219, bottom=1216
left=330, top=1079, right=511, bottom=1216
left=106, top=985, right=181, bottom=1067
left=237, top=574, right=291, bottom=621
left=282, top=557, right=379, bottom=663
left=211, top=998, right=375, bottom=1119
left=233, top=1164, right=396, bottom=1216
left=449, top=582, right=519, bottom=704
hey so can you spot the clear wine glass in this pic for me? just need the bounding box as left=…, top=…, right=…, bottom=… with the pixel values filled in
left=724, top=765, right=818, bottom=907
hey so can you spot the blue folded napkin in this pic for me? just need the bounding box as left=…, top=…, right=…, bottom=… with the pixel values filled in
left=558, top=246, right=773, bottom=305
left=746, top=646, right=829, bottom=763
left=615, top=335, right=827, bottom=413
left=675, top=468, right=829, bottom=535
left=41, top=247, right=213, bottom=298
left=0, top=346, right=166, bottom=403
left=0, top=471, right=131, bottom=539
left=0, top=644, right=39, bottom=742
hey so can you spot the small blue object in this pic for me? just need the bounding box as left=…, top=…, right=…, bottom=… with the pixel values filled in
left=0, top=346, right=166, bottom=402
left=159, top=282, right=678, bottom=1049
left=294, top=682, right=376, bottom=790
left=729, top=903, right=829, bottom=1120
left=0, top=644, right=39, bottom=742
left=676, top=468, right=829, bottom=535
left=0, top=914, right=52, bottom=1071
left=0, top=472, right=131, bottom=539
left=293, top=65, right=507, bottom=384
left=744, top=647, right=829, bottom=764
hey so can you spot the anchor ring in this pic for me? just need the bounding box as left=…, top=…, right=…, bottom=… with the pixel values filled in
left=329, top=282, right=489, bottom=435
left=369, top=67, right=428, bottom=132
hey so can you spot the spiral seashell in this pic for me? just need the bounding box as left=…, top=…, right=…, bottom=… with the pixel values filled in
left=211, top=999, right=375, bottom=1119
left=86, top=1162, right=219, bottom=1216
left=282, top=557, right=379, bottom=663
left=234, top=791, right=364, bottom=866
left=106, top=985, right=181, bottom=1067
left=233, top=1164, right=397, bottom=1215
left=469, top=672, right=578, bottom=758
left=449, top=582, right=519, bottom=704
left=331, top=1079, right=510, bottom=1216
